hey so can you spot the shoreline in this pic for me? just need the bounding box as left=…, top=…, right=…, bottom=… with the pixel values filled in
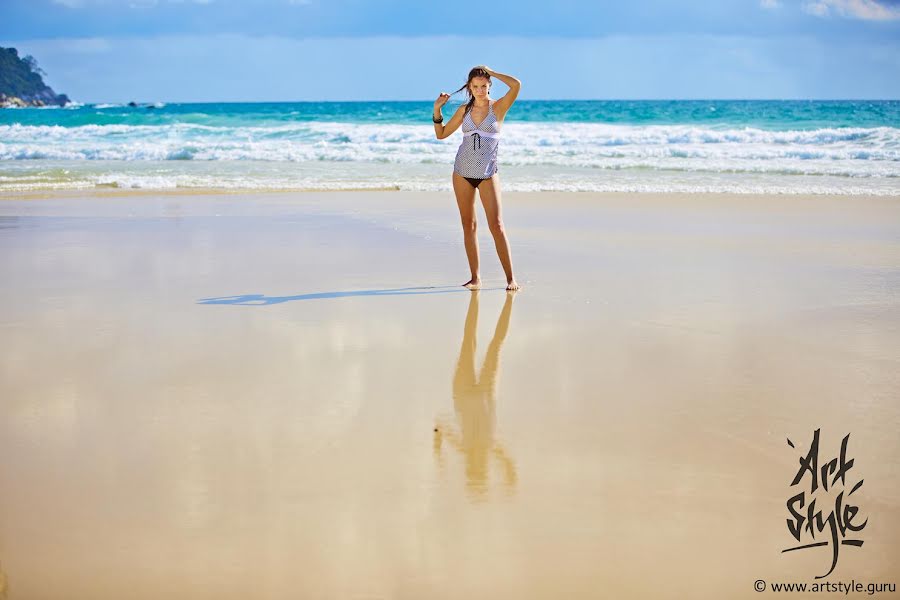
left=2, top=187, right=899, bottom=202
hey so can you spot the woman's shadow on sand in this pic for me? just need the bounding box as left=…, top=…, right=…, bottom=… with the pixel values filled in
left=195, top=285, right=495, bottom=306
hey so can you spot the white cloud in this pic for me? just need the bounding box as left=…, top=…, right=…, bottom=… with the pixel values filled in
left=801, top=0, right=900, bottom=20
left=803, top=1, right=832, bottom=15
left=760, top=0, right=781, bottom=8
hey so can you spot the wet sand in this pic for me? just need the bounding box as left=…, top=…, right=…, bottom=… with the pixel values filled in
left=1, top=190, right=899, bottom=599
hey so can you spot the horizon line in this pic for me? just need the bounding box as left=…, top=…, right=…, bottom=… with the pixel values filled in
left=59, top=97, right=900, bottom=104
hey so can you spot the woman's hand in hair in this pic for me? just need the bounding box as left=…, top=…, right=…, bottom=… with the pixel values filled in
left=434, top=93, right=451, bottom=110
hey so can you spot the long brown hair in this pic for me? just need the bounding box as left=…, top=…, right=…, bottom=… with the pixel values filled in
left=453, top=66, right=491, bottom=115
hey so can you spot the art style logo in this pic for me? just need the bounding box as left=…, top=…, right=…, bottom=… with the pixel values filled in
left=783, top=429, right=868, bottom=579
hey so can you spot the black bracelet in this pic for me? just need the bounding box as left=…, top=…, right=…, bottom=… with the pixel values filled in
left=432, top=115, right=443, bottom=124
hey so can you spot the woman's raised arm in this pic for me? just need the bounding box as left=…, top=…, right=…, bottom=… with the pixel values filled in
left=483, top=66, right=521, bottom=120
left=434, top=95, right=466, bottom=140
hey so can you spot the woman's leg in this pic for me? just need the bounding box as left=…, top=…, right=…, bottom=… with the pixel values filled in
left=478, top=175, right=519, bottom=290
left=452, top=172, right=481, bottom=288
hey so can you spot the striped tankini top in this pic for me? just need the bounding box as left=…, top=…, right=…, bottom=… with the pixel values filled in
left=453, top=102, right=501, bottom=179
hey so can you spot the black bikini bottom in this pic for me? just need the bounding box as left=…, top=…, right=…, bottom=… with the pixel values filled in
left=464, top=177, right=487, bottom=189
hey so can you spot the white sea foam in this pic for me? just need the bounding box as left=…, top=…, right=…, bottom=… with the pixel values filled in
left=1, top=159, right=897, bottom=195
left=2, top=122, right=898, bottom=171
left=2, top=120, right=898, bottom=194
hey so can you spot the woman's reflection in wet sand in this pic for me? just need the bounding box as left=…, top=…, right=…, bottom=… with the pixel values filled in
left=434, top=291, right=517, bottom=501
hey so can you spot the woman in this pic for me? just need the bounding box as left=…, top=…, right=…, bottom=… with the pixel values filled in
left=433, top=66, right=521, bottom=291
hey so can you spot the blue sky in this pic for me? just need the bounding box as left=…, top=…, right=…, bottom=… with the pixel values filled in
left=2, top=0, right=899, bottom=102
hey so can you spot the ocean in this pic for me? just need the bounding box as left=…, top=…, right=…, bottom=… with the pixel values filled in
left=1, top=100, right=898, bottom=194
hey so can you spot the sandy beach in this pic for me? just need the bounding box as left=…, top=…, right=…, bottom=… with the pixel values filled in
left=1, top=189, right=898, bottom=599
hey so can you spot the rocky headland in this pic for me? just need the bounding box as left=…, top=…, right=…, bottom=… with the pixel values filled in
left=0, top=47, right=71, bottom=107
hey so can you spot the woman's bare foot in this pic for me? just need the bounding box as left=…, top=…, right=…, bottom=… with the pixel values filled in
left=506, top=279, right=520, bottom=291
left=462, top=277, right=482, bottom=289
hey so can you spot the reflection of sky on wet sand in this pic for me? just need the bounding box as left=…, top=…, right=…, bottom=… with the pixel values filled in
left=1, top=192, right=899, bottom=599
left=435, top=291, right=517, bottom=501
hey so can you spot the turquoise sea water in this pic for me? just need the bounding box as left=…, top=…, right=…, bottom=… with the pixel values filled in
left=1, top=100, right=899, bottom=194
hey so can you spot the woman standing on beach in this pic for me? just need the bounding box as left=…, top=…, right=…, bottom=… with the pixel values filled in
left=433, top=66, right=521, bottom=291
